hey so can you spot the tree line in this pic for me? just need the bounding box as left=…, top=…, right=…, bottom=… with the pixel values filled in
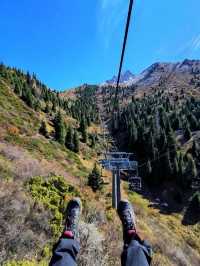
left=0, top=63, right=99, bottom=153
left=111, top=88, right=200, bottom=189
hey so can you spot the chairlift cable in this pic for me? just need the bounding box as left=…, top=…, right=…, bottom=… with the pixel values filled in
left=114, top=0, right=135, bottom=111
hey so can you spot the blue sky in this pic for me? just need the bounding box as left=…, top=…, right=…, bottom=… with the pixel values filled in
left=0, top=0, right=200, bottom=90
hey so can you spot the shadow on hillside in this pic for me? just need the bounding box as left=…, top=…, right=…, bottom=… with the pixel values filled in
left=147, top=202, right=184, bottom=215
left=182, top=203, right=200, bottom=225
left=131, top=183, right=192, bottom=216
left=141, top=186, right=200, bottom=225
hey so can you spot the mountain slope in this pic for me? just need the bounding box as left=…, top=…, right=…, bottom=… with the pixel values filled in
left=0, top=68, right=114, bottom=265
left=0, top=62, right=200, bottom=266
left=102, top=59, right=200, bottom=91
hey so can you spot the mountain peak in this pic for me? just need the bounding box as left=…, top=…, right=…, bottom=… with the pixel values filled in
left=104, top=70, right=135, bottom=85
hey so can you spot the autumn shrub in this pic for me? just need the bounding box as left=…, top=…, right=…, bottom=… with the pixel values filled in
left=7, top=126, right=20, bottom=136
left=27, top=175, right=80, bottom=238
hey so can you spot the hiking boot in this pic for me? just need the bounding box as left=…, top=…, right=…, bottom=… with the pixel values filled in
left=117, top=200, right=137, bottom=244
left=63, top=198, right=82, bottom=239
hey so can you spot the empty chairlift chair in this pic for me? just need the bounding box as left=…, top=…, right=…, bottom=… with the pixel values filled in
left=191, top=177, right=200, bottom=189
left=129, top=176, right=142, bottom=192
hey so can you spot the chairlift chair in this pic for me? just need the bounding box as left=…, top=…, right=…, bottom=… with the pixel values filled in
left=129, top=176, right=142, bottom=192
left=191, top=177, right=200, bottom=189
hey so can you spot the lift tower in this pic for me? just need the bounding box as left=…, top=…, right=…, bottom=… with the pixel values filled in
left=100, top=152, right=138, bottom=209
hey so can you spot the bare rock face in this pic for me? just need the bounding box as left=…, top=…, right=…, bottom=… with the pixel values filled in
left=104, top=70, right=135, bottom=85
left=103, top=59, right=200, bottom=89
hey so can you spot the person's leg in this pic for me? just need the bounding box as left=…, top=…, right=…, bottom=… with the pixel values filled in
left=118, top=200, right=152, bottom=266
left=49, top=238, right=80, bottom=266
left=49, top=198, right=82, bottom=266
left=121, top=239, right=152, bottom=266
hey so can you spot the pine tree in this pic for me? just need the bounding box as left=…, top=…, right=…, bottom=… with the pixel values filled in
left=185, top=154, right=197, bottom=186
left=39, top=121, right=48, bottom=138
left=191, top=140, right=200, bottom=159
left=14, top=82, right=21, bottom=95
left=189, top=113, right=198, bottom=130
left=90, top=134, right=96, bottom=148
left=88, top=163, right=103, bottom=192
left=148, top=133, right=156, bottom=159
left=159, top=129, right=167, bottom=151
left=82, top=126, right=88, bottom=143
left=128, top=120, right=138, bottom=150
left=144, top=160, right=152, bottom=183
left=73, top=130, right=80, bottom=153
left=167, top=129, right=177, bottom=158
left=54, top=112, right=65, bottom=144
left=34, top=99, right=41, bottom=111
left=173, top=156, right=179, bottom=179
left=52, top=100, right=57, bottom=113
left=79, top=117, right=87, bottom=143
left=27, top=89, right=34, bottom=108
left=190, top=191, right=200, bottom=212
left=26, top=71, right=32, bottom=85
left=178, top=153, right=185, bottom=186
left=45, top=102, right=51, bottom=113
left=163, top=149, right=173, bottom=180
left=65, top=126, right=73, bottom=150
left=22, top=86, right=34, bottom=108
left=184, top=124, right=192, bottom=141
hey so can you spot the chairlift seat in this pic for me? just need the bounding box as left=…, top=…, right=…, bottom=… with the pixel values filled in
left=129, top=176, right=142, bottom=192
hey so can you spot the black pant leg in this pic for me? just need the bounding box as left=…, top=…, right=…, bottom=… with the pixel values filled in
left=49, top=238, right=80, bottom=266
left=121, top=239, right=151, bottom=266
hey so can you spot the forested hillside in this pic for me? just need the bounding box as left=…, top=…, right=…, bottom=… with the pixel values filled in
left=0, top=62, right=200, bottom=265
left=0, top=64, right=113, bottom=265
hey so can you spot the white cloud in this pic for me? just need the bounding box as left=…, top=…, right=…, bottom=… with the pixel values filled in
left=98, top=0, right=129, bottom=48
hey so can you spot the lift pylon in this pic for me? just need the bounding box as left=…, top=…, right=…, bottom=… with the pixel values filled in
left=99, top=152, right=138, bottom=208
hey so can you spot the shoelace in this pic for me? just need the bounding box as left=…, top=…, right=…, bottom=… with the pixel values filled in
left=122, top=210, right=133, bottom=230
left=67, top=209, right=78, bottom=229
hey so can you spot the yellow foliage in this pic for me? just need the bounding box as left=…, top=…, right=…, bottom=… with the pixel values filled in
left=7, top=126, right=19, bottom=135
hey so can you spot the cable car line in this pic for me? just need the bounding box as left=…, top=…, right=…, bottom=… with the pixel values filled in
left=114, top=0, right=135, bottom=110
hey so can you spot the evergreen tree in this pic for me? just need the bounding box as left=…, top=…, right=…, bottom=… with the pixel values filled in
left=148, top=133, right=156, bottom=159
left=65, top=126, right=73, bottom=150
left=159, top=129, right=167, bottom=151
left=190, top=191, right=200, bottom=212
left=167, top=129, right=177, bottom=158
left=184, top=124, right=192, bottom=141
left=185, top=154, right=197, bottom=186
left=34, top=99, right=41, bottom=111
left=191, top=140, right=200, bottom=159
left=163, top=149, right=173, bottom=180
left=54, top=112, right=65, bottom=144
left=82, top=126, right=88, bottom=143
left=22, top=86, right=34, bottom=108
left=173, top=156, right=179, bottom=178
left=88, top=163, right=103, bottom=192
left=45, top=102, right=51, bottom=113
left=189, top=113, right=198, bottom=130
left=144, top=160, right=152, bottom=183
left=178, top=153, right=185, bottom=186
left=26, top=71, right=32, bottom=85
left=90, top=134, right=96, bottom=148
left=73, top=130, right=80, bottom=153
left=14, top=82, right=21, bottom=95
left=79, top=117, right=87, bottom=143
left=52, top=100, right=57, bottom=113
left=128, top=120, right=138, bottom=149
left=39, top=120, right=48, bottom=138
